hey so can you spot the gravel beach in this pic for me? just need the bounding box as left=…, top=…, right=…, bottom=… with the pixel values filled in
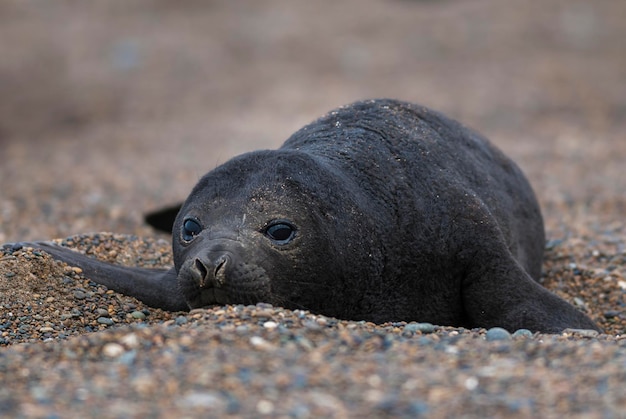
left=1, top=1, right=625, bottom=417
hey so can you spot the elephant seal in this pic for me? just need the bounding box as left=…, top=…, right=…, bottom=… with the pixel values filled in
left=4, top=99, right=599, bottom=333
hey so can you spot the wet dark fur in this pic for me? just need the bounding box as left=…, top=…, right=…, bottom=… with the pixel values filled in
left=6, top=99, right=600, bottom=333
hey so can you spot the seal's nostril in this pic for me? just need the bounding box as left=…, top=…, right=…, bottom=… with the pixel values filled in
left=194, top=255, right=230, bottom=288
left=195, top=258, right=208, bottom=280
left=214, top=255, right=228, bottom=277
left=214, top=255, right=230, bottom=286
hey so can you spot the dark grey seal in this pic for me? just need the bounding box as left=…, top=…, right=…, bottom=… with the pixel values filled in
left=5, top=99, right=600, bottom=333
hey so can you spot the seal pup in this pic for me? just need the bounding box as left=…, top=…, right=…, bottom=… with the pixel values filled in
left=5, top=99, right=600, bottom=333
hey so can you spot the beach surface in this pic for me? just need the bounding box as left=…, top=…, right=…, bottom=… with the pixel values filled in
left=1, top=1, right=625, bottom=417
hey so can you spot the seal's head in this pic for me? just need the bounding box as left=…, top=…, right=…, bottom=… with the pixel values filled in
left=172, top=149, right=381, bottom=317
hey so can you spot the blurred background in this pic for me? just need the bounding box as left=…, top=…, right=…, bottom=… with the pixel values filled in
left=0, top=0, right=624, bottom=242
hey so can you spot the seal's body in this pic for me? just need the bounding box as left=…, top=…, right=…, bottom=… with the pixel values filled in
left=9, top=99, right=599, bottom=332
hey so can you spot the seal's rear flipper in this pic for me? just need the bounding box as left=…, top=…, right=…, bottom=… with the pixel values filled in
left=3, top=241, right=188, bottom=312
left=462, top=253, right=601, bottom=333
left=145, top=203, right=183, bottom=234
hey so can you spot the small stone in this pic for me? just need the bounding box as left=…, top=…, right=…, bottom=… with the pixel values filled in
left=95, top=309, right=110, bottom=317
left=235, top=325, right=250, bottom=334
left=303, top=320, right=322, bottom=331
left=97, top=317, right=114, bottom=326
left=102, top=343, right=125, bottom=357
left=252, top=309, right=275, bottom=318
left=39, top=327, right=54, bottom=333
left=179, top=392, right=225, bottom=409
left=256, top=399, right=274, bottom=415
left=130, top=311, right=146, bottom=320
left=603, top=310, right=621, bottom=319
left=404, top=323, right=435, bottom=334
left=189, top=308, right=207, bottom=316
left=315, top=317, right=328, bottom=326
left=485, top=327, right=512, bottom=341
left=73, top=291, right=87, bottom=300
left=175, top=316, right=188, bottom=325
left=512, top=329, right=533, bottom=339
left=120, top=333, right=140, bottom=349
left=263, top=321, right=278, bottom=329
left=250, top=336, right=274, bottom=350
left=464, top=377, right=479, bottom=391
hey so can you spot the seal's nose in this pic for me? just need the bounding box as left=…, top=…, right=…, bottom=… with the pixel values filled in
left=193, top=254, right=230, bottom=288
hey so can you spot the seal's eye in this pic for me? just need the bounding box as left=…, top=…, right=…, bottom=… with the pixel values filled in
left=182, top=218, right=203, bottom=242
left=265, top=221, right=296, bottom=245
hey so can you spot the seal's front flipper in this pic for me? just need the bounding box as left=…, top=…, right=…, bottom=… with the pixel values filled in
left=3, top=241, right=188, bottom=312
left=145, top=203, right=183, bottom=234
left=462, top=253, right=601, bottom=333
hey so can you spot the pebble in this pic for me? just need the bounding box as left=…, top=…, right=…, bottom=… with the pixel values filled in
left=130, top=311, right=146, bottom=320
left=95, top=309, right=110, bottom=317
left=179, top=391, right=227, bottom=410
left=256, top=400, right=275, bottom=415
left=249, top=336, right=274, bottom=351
left=97, top=317, right=114, bottom=326
left=175, top=316, right=189, bottom=325
left=119, top=333, right=140, bottom=349
left=485, top=327, right=512, bottom=341
left=73, top=290, right=87, bottom=300
left=404, top=322, right=435, bottom=334
left=512, top=329, right=533, bottom=339
left=603, top=310, right=621, bottom=319
left=102, top=342, right=125, bottom=357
